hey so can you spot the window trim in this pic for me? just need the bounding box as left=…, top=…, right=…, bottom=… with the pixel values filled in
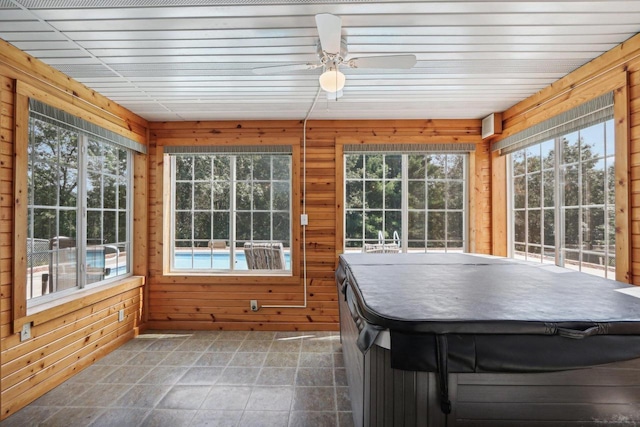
left=508, top=121, right=616, bottom=277
left=157, top=141, right=301, bottom=283
left=496, top=77, right=630, bottom=283
left=12, top=81, right=145, bottom=330
left=343, top=152, right=469, bottom=252
left=167, top=152, right=293, bottom=275
left=336, top=137, right=478, bottom=257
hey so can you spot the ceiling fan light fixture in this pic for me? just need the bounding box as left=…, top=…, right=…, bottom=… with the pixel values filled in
left=319, top=67, right=345, bottom=93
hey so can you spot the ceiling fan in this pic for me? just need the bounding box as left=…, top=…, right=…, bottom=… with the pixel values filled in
left=252, top=13, right=417, bottom=98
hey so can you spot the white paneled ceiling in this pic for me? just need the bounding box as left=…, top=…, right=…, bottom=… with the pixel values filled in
left=1, top=0, right=638, bottom=121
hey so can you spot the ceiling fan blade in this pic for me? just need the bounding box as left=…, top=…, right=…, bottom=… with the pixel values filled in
left=347, top=54, right=417, bottom=69
left=252, top=63, right=320, bottom=75
left=315, top=13, right=342, bottom=54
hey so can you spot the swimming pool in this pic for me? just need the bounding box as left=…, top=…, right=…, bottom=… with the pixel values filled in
left=174, top=252, right=291, bottom=270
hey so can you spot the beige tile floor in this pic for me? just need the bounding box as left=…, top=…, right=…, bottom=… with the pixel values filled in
left=2, top=330, right=354, bottom=427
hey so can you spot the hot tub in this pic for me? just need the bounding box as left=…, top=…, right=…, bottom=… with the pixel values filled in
left=336, top=253, right=640, bottom=426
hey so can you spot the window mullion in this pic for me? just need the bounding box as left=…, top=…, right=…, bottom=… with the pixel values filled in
left=77, top=134, right=88, bottom=289
left=401, top=155, right=408, bottom=253
left=555, top=137, right=563, bottom=268
left=230, top=156, right=236, bottom=269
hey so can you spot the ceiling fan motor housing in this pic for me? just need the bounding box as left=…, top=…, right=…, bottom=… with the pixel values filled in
left=316, top=38, right=349, bottom=64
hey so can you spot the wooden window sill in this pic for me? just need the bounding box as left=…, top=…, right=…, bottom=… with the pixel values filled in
left=13, top=276, right=145, bottom=333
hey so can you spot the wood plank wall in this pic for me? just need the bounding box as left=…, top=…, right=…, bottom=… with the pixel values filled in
left=491, top=32, right=640, bottom=285
left=147, top=120, right=488, bottom=332
left=0, top=40, right=148, bottom=420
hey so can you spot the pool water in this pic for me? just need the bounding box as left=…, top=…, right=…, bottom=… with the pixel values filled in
left=174, top=252, right=291, bottom=270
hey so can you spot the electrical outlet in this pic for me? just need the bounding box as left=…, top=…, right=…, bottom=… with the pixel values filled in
left=250, top=300, right=259, bottom=312
left=118, top=309, right=125, bottom=322
left=300, top=214, right=308, bottom=226
left=20, top=323, right=31, bottom=342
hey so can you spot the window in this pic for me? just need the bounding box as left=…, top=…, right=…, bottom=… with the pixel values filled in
left=26, top=107, right=133, bottom=304
left=168, top=151, right=292, bottom=273
left=510, top=119, right=615, bottom=278
left=344, top=152, right=467, bottom=252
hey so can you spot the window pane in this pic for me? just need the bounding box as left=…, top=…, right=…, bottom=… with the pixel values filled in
left=194, top=156, right=211, bottom=180
left=512, top=150, right=525, bottom=176
left=193, top=212, right=211, bottom=240
left=408, top=211, right=425, bottom=240
left=213, top=182, right=230, bottom=210
left=236, top=182, right=251, bottom=210
left=273, top=212, right=290, bottom=243
left=561, top=132, right=580, bottom=164
left=582, top=159, right=605, bottom=206
left=583, top=208, right=605, bottom=252
left=428, top=212, right=445, bottom=241
left=87, top=211, right=101, bottom=241
left=365, top=181, right=383, bottom=209
left=175, top=212, right=192, bottom=240
left=605, top=120, right=615, bottom=157
left=346, top=211, right=363, bottom=240
left=345, top=181, right=363, bottom=209
left=273, top=156, right=290, bottom=180
left=346, top=155, right=364, bottom=179
left=408, top=155, right=425, bottom=179
left=213, top=212, right=230, bottom=240
left=33, top=162, right=58, bottom=206
left=526, top=145, right=541, bottom=173
left=103, top=211, right=116, bottom=244
left=364, top=211, right=382, bottom=239
left=252, top=212, right=270, bottom=240
left=87, top=172, right=101, bottom=209
left=607, top=157, right=615, bottom=205
left=448, top=181, right=464, bottom=210
left=527, top=172, right=541, bottom=208
left=385, top=155, right=402, bottom=179
left=176, top=156, right=193, bottom=180
left=543, top=171, right=554, bottom=207
left=253, top=182, right=271, bottom=211
left=408, top=181, right=425, bottom=210
left=428, top=155, right=446, bottom=179
left=385, top=181, right=401, bottom=209
left=118, top=211, right=127, bottom=243
left=563, top=165, right=579, bottom=207
left=541, top=140, right=555, bottom=170
left=103, top=176, right=116, bottom=209
left=513, top=176, right=525, bottom=209
left=175, top=182, right=192, bottom=210
left=528, top=210, right=541, bottom=244
left=365, top=155, right=383, bottom=179
left=236, top=212, right=251, bottom=241
left=254, top=155, right=271, bottom=180
left=544, top=209, right=555, bottom=247
left=427, top=181, right=446, bottom=209
left=118, top=177, right=127, bottom=209
left=236, top=155, right=253, bottom=181
left=213, top=156, right=230, bottom=180
left=447, top=212, right=463, bottom=241
left=193, top=182, right=211, bottom=210
left=514, top=211, right=525, bottom=243
left=447, top=155, right=464, bottom=180
left=564, top=208, right=579, bottom=248
left=384, top=211, right=401, bottom=241
left=273, top=182, right=290, bottom=211
left=580, top=123, right=606, bottom=160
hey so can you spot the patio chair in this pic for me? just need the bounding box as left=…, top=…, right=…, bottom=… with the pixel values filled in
left=244, top=242, right=286, bottom=270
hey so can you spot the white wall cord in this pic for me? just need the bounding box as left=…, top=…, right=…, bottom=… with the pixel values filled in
left=260, top=86, right=322, bottom=309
